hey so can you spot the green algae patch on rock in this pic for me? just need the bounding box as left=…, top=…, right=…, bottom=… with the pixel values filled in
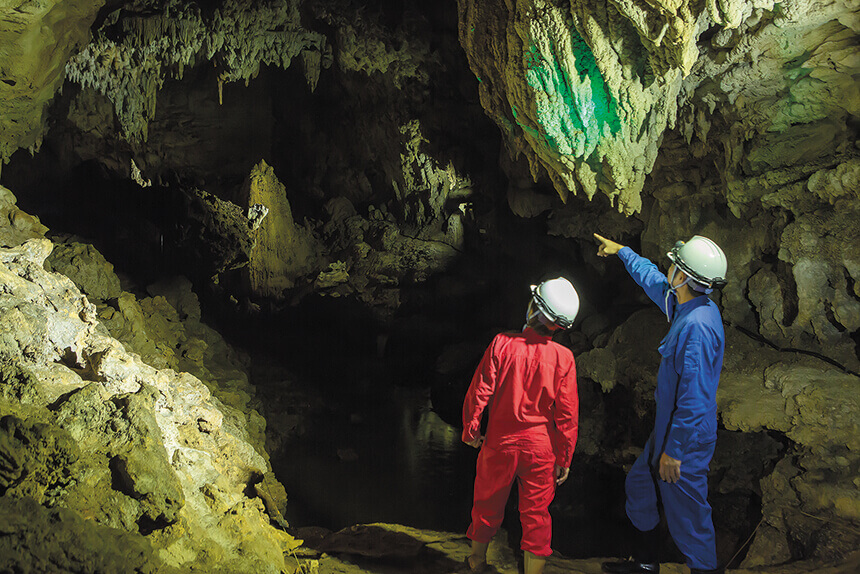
left=0, top=495, right=182, bottom=574
left=0, top=414, right=80, bottom=505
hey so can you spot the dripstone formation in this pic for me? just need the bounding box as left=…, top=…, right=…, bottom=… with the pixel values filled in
left=0, top=0, right=857, bottom=571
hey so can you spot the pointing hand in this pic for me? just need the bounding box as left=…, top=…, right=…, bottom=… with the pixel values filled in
left=593, top=233, right=624, bottom=257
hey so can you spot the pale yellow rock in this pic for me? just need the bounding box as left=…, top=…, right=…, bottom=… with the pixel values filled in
left=0, top=0, right=105, bottom=162
left=0, top=194, right=296, bottom=573
left=243, top=160, right=321, bottom=298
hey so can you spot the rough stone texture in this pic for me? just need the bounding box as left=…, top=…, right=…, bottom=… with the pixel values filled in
left=45, top=240, right=123, bottom=301
left=457, top=0, right=712, bottom=214
left=575, top=307, right=665, bottom=434
left=0, top=195, right=299, bottom=572
left=63, top=0, right=329, bottom=141
left=311, top=1, right=430, bottom=89
left=313, top=193, right=461, bottom=319
left=0, top=186, right=49, bottom=247
left=0, top=0, right=104, bottom=168
left=718, top=330, right=860, bottom=564
left=45, top=240, right=270, bottom=461
left=0, top=0, right=858, bottom=568
left=0, top=495, right=183, bottom=574
left=241, top=160, right=323, bottom=297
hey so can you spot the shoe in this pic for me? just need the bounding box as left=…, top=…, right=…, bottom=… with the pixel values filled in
left=601, top=559, right=659, bottom=574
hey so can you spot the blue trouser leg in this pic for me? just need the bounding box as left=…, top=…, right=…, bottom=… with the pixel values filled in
left=625, top=447, right=660, bottom=532
left=625, top=441, right=718, bottom=570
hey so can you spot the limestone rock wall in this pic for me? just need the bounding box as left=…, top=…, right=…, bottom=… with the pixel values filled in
left=0, top=187, right=298, bottom=573
left=0, top=0, right=858, bottom=567
left=64, top=0, right=329, bottom=142
left=0, top=0, right=104, bottom=169
left=241, top=160, right=323, bottom=297
left=457, top=0, right=714, bottom=214
left=492, top=1, right=860, bottom=563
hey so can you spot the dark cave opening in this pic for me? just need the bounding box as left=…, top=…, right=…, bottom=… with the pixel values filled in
left=0, top=4, right=778, bottom=568
left=2, top=137, right=772, bottom=562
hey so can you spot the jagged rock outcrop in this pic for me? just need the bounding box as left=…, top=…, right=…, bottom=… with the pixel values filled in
left=241, top=160, right=323, bottom=297
left=310, top=1, right=433, bottom=89
left=1, top=0, right=858, bottom=569
left=458, top=0, right=858, bottom=219
left=718, top=335, right=860, bottom=565
left=0, top=495, right=183, bottom=574
left=64, top=0, right=330, bottom=142
left=458, top=0, right=714, bottom=214
left=311, top=192, right=461, bottom=318
left=577, top=304, right=860, bottom=563
left=0, top=188, right=299, bottom=572
left=0, top=0, right=104, bottom=169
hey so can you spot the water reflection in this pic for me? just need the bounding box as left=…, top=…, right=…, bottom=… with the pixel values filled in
left=272, top=378, right=632, bottom=559
left=274, top=383, right=477, bottom=533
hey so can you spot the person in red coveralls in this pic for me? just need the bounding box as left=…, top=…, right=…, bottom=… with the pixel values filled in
left=461, top=277, right=580, bottom=574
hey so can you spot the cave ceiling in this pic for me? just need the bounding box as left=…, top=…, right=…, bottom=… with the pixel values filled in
left=0, top=0, right=859, bottom=566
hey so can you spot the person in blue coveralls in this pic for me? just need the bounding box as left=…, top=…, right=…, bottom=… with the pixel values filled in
left=593, top=233, right=728, bottom=574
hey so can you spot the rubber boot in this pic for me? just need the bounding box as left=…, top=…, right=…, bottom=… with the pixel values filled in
left=601, top=527, right=659, bottom=574
left=524, top=551, right=546, bottom=574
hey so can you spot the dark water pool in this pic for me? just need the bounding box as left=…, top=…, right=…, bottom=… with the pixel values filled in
left=271, top=380, right=634, bottom=559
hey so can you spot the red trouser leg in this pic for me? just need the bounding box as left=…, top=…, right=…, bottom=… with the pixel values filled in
left=516, top=445, right=556, bottom=556
left=467, top=445, right=517, bottom=544
left=467, top=443, right=556, bottom=556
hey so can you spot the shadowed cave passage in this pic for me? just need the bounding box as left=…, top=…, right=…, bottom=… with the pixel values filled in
left=2, top=133, right=770, bottom=567
left=1, top=0, right=858, bottom=571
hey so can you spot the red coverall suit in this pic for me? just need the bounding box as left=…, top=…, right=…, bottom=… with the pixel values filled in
left=462, top=327, right=579, bottom=557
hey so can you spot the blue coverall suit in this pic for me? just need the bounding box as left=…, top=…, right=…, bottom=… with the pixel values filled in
left=618, top=247, right=724, bottom=571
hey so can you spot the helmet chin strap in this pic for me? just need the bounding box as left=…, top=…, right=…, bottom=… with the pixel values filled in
left=524, top=302, right=556, bottom=331
left=664, top=266, right=692, bottom=323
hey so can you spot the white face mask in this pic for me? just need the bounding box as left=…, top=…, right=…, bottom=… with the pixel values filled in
left=664, top=265, right=691, bottom=322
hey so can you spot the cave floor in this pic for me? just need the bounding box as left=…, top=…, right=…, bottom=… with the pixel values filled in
left=285, top=523, right=860, bottom=574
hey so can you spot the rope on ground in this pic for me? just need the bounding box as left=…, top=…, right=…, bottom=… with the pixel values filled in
left=724, top=321, right=860, bottom=378
left=726, top=517, right=763, bottom=569
left=792, top=508, right=860, bottom=536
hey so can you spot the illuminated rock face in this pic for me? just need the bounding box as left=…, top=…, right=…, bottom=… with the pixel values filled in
left=457, top=0, right=707, bottom=214
left=0, top=0, right=104, bottom=167
left=0, top=188, right=298, bottom=573
left=457, top=0, right=858, bottom=218
left=0, top=0, right=858, bottom=568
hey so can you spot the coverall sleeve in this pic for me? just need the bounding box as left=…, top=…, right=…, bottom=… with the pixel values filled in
left=663, top=326, right=711, bottom=461
left=617, top=247, right=669, bottom=309
left=461, top=337, right=499, bottom=443
left=552, top=360, right=579, bottom=468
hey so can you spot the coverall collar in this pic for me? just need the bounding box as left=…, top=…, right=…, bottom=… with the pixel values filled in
left=671, top=293, right=711, bottom=322
left=522, top=326, right=554, bottom=342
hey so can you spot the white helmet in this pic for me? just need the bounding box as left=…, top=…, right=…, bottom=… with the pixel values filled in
left=530, top=277, right=580, bottom=329
left=667, top=235, right=727, bottom=289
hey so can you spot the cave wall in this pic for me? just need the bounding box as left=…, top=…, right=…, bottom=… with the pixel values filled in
left=0, top=187, right=298, bottom=572
left=0, top=0, right=858, bottom=568
left=457, top=0, right=860, bottom=563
